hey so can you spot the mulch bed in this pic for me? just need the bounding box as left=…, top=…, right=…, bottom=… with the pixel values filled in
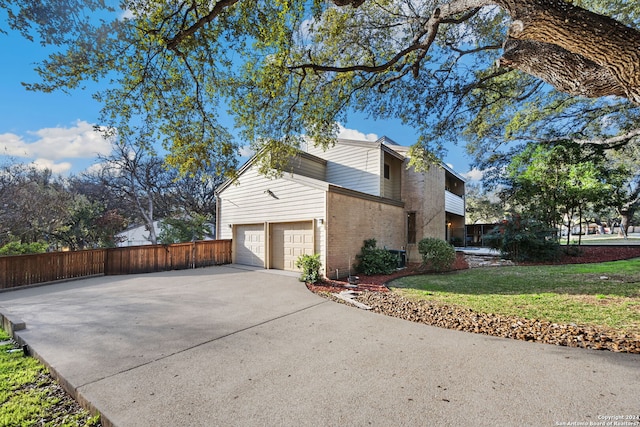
left=306, top=247, right=640, bottom=354
left=534, top=245, right=640, bottom=265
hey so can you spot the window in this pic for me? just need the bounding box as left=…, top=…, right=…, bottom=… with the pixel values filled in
left=407, top=212, right=416, bottom=244
left=384, top=163, right=390, bottom=179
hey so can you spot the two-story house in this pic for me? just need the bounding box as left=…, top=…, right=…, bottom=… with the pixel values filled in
left=215, top=136, right=465, bottom=278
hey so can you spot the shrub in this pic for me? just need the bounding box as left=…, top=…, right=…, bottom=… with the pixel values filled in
left=0, top=241, right=48, bottom=256
left=417, top=237, right=456, bottom=272
left=295, top=253, right=322, bottom=283
left=483, top=215, right=560, bottom=262
left=355, top=239, right=398, bottom=275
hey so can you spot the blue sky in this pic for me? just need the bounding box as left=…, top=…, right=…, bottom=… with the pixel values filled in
left=0, top=25, right=478, bottom=179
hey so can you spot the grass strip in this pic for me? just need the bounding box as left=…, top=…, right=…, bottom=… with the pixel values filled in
left=390, top=258, right=640, bottom=334
left=0, top=329, right=100, bottom=427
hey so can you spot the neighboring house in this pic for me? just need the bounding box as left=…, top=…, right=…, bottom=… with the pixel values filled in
left=116, top=221, right=161, bottom=247
left=215, top=136, right=465, bottom=278
left=116, top=220, right=216, bottom=246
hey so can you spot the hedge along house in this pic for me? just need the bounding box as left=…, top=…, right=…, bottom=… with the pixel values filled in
left=215, top=136, right=465, bottom=279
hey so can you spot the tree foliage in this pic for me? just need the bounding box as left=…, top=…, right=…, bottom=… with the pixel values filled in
left=158, top=214, right=212, bottom=244
left=356, top=238, right=398, bottom=275
left=1, top=0, right=639, bottom=173
left=417, top=237, right=456, bottom=271
left=483, top=215, right=560, bottom=261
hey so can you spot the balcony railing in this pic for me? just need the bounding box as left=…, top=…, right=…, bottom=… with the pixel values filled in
left=445, top=190, right=465, bottom=216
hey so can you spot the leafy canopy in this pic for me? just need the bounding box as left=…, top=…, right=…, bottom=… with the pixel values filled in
left=2, top=0, right=639, bottom=174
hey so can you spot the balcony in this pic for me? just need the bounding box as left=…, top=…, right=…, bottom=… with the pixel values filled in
left=445, top=190, right=465, bottom=216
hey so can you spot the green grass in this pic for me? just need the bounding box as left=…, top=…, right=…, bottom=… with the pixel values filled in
left=390, top=258, right=640, bottom=334
left=0, top=330, right=100, bottom=427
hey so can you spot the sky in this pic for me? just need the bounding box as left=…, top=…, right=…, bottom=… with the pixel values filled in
left=0, top=24, right=479, bottom=181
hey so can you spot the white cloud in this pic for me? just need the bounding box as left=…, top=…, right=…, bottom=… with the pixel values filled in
left=120, top=9, right=135, bottom=20
left=0, top=120, right=112, bottom=161
left=238, top=145, right=255, bottom=158
left=31, top=158, right=73, bottom=175
left=462, top=168, right=484, bottom=182
left=336, top=124, right=378, bottom=142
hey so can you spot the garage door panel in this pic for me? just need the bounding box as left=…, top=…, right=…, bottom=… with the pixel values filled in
left=235, top=224, right=265, bottom=268
left=271, top=222, right=314, bottom=271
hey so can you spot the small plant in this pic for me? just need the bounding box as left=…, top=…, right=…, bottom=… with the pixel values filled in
left=355, top=239, right=398, bottom=275
left=417, top=237, right=456, bottom=272
left=295, top=253, right=322, bottom=283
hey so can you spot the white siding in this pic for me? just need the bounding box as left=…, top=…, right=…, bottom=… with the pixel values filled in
left=218, top=165, right=327, bottom=273
left=288, top=155, right=326, bottom=181
left=305, top=141, right=381, bottom=196
left=445, top=190, right=465, bottom=216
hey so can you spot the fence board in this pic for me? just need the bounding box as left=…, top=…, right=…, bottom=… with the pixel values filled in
left=0, top=249, right=106, bottom=289
left=1, top=240, right=232, bottom=289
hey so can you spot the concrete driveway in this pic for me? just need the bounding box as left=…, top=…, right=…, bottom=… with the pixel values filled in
left=1, top=265, right=638, bottom=427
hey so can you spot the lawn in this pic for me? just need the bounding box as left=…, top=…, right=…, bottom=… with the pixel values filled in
left=0, top=329, right=100, bottom=427
left=389, top=258, right=640, bottom=334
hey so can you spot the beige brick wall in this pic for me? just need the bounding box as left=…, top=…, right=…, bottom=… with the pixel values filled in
left=402, top=162, right=446, bottom=263
left=325, top=191, right=404, bottom=279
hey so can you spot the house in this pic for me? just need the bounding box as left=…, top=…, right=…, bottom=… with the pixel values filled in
left=215, top=136, right=465, bottom=278
left=116, top=220, right=216, bottom=246
left=116, top=221, right=161, bottom=247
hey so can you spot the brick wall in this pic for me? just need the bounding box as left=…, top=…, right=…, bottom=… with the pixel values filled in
left=402, top=162, right=446, bottom=262
left=325, top=191, right=404, bottom=279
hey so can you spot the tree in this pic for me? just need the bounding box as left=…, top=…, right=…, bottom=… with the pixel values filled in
left=93, top=139, right=176, bottom=245
left=0, top=165, right=73, bottom=246
left=500, top=142, right=613, bottom=244
left=2, top=0, right=639, bottom=173
left=51, top=198, right=128, bottom=249
left=607, top=143, right=640, bottom=237
left=158, top=214, right=212, bottom=244
left=464, top=183, right=504, bottom=224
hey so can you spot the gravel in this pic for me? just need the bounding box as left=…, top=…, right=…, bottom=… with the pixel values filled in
left=327, top=290, right=640, bottom=354
left=308, top=247, right=640, bottom=354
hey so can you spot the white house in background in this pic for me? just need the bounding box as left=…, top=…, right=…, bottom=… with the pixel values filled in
left=116, top=220, right=216, bottom=246
left=215, top=136, right=465, bottom=278
left=116, top=221, right=161, bottom=247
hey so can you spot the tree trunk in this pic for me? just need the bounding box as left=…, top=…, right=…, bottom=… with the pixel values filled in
left=619, top=209, right=630, bottom=239
left=494, top=0, right=640, bottom=103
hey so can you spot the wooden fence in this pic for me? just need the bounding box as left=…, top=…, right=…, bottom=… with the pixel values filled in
left=0, top=240, right=232, bottom=290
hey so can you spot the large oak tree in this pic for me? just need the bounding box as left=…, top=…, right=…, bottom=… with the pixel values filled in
left=2, top=0, right=639, bottom=171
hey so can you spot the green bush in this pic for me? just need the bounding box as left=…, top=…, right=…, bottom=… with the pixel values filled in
left=483, top=215, right=560, bottom=262
left=355, top=239, right=398, bottom=275
left=0, top=241, right=48, bottom=256
left=417, top=237, right=456, bottom=271
left=295, top=253, right=322, bottom=283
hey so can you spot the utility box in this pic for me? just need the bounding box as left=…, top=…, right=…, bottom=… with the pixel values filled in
left=388, top=249, right=406, bottom=268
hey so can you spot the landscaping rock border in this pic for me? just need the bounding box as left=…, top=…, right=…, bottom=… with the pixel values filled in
left=350, top=291, right=640, bottom=354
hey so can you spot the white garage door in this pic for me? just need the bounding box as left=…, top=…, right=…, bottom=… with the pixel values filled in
left=271, top=222, right=314, bottom=271
left=235, top=224, right=265, bottom=267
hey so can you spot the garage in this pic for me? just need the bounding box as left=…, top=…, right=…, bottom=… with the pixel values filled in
left=234, top=224, right=265, bottom=267
left=270, top=221, right=314, bottom=271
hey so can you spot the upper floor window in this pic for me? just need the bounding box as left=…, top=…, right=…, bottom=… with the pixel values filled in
left=384, top=163, right=390, bottom=179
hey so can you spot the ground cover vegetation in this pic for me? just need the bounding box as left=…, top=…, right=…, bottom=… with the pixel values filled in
left=0, top=330, right=100, bottom=426
left=390, top=259, right=640, bottom=334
